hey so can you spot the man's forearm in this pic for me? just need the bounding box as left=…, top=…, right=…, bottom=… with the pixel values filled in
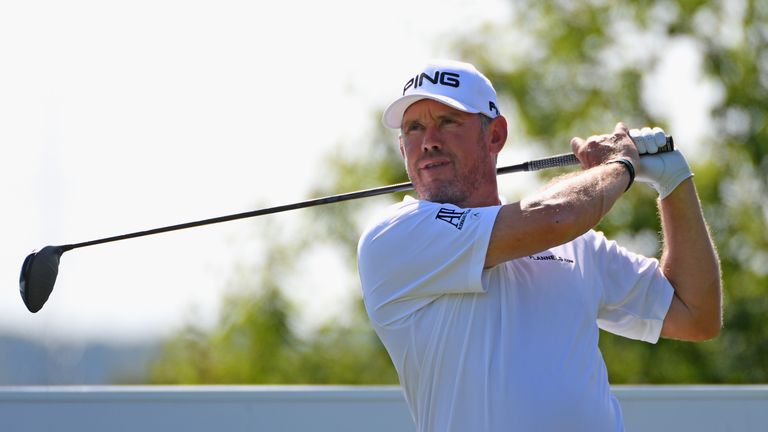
left=486, top=123, right=639, bottom=268
left=524, top=162, right=629, bottom=231
left=486, top=162, right=629, bottom=267
left=659, top=178, right=723, bottom=339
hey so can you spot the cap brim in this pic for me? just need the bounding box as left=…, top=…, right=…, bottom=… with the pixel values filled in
left=382, top=93, right=482, bottom=129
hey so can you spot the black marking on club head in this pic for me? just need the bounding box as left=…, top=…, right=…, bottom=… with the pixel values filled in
left=20, top=246, right=64, bottom=313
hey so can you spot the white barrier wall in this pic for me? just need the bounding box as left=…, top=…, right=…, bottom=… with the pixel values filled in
left=1, top=385, right=767, bottom=432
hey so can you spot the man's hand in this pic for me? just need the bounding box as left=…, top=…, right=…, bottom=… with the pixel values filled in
left=631, top=127, right=693, bottom=199
left=570, top=122, right=640, bottom=170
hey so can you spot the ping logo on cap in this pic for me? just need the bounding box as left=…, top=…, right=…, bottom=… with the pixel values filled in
left=403, top=71, right=461, bottom=95
left=382, top=60, right=500, bottom=129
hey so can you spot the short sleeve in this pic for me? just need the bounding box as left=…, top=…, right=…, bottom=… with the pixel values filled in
left=590, top=231, right=675, bottom=343
left=357, top=198, right=501, bottom=327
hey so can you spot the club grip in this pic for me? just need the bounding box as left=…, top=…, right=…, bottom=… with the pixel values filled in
left=525, top=135, right=674, bottom=172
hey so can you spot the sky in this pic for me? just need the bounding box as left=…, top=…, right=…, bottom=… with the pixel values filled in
left=0, top=0, right=515, bottom=342
left=0, top=0, right=718, bottom=344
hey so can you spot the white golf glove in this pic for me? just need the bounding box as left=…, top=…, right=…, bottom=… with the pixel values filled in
left=630, top=127, right=693, bottom=199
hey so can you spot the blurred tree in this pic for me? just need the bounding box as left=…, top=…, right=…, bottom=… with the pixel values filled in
left=451, top=0, right=767, bottom=383
left=151, top=218, right=399, bottom=384
left=152, top=0, right=766, bottom=384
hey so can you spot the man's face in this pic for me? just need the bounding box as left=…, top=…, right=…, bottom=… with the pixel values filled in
left=399, top=99, right=501, bottom=207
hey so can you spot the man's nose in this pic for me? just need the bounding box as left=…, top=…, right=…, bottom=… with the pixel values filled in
left=422, top=124, right=443, bottom=152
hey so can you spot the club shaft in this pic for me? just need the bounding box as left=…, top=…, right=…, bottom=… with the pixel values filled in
left=62, top=136, right=673, bottom=252
left=63, top=182, right=415, bottom=251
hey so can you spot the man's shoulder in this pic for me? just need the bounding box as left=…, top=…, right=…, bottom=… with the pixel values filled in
left=358, top=197, right=434, bottom=244
left=550, top=229, right=607, bottom=252
left=543, top=229, right=621, bottom=267
left=358, top=197, right=502, bottom=254
left=359, top=197, right=488, bottom=236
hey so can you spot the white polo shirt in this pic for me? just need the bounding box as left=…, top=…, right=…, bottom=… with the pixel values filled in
left=357, top=197, right=674, bottom=432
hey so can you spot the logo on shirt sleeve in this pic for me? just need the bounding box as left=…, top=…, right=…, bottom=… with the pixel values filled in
left=528, top=254, right=574, bottom=264
left=435, top=208, right=471, bottom=230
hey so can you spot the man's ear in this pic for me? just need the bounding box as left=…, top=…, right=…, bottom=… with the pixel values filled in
left=399, top=135, right=406, bottom=158
left=488, top=116, right=508, bottom=155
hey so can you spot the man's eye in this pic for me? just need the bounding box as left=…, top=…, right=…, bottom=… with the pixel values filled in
left=405, top=123, right=423, bottom=133
left=440, top=118, right=457, bottom=126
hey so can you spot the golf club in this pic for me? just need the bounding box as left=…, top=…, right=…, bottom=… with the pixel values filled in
left=20, top=136, right=674, bottom=313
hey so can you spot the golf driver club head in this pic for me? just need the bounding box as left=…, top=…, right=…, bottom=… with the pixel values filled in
left=20, top=245, right=65, bottom=313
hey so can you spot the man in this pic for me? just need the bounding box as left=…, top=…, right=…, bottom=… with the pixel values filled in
left=357, top=60, right=722, bottom=431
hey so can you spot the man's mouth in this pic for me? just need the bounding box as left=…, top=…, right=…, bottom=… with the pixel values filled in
left=419, top=159, right=451, bottom=170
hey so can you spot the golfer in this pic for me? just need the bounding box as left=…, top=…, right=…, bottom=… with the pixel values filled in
left=357, top=60, right=722, bottom=431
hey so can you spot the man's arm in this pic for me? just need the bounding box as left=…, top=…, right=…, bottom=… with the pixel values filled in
left=629, top=127, right=722, bottom=341
left=485, top=122, right=638, bottom=268
left=658, top=179, right=723, bottom=341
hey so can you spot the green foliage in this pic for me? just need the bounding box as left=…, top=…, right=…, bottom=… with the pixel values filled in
left=152, top=0, right=767, bottom=384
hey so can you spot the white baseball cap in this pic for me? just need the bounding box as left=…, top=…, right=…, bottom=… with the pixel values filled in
left=382, top=60, right=501, bottom=129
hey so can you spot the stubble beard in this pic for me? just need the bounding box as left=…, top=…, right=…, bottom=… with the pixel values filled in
left=410, top=134, right=494, bottom=207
